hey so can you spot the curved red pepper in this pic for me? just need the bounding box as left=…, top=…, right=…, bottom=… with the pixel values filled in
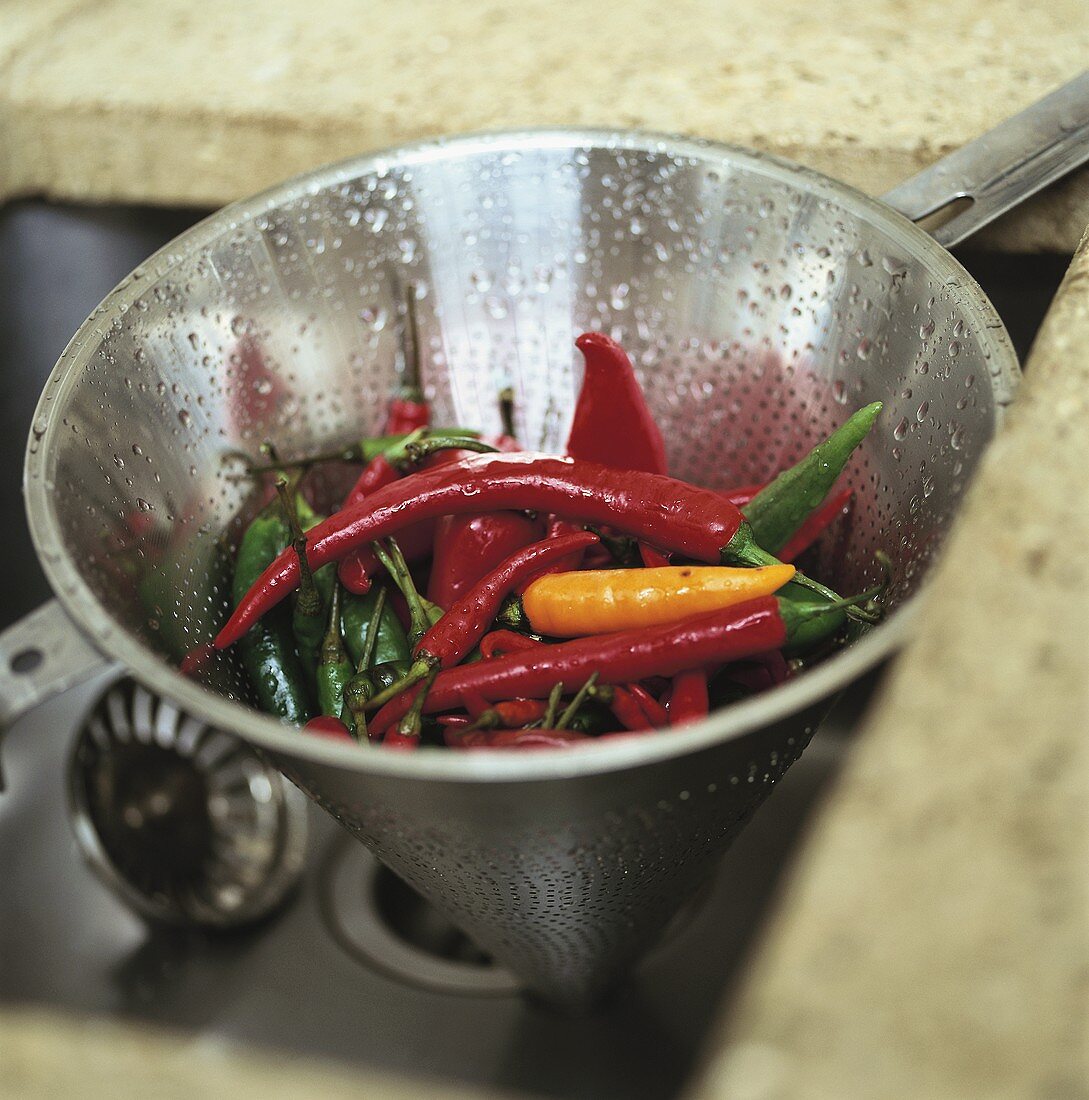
left=479, top=630, right=544, bottom=660
left=566, top=332, right=668, bottom=474
left=427, top=512, right=542, bottom=607
left=667, top=669, right=709, bottom=726
left=216, top=454, right=753, bottom=649
left=369, top=596, right=786, bottom=735
left=415, top=532, right=598, bottom=668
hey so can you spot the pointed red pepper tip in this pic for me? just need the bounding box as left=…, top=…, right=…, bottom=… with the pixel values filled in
left=575, top=331, right=619, bottom=356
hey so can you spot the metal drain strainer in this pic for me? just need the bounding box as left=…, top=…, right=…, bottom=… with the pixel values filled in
left=69, top=677, right=308, bottom=928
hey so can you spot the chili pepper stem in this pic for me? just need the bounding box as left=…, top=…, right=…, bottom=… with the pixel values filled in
left=555, top=673, right=599, bottom=731
left=398, top=436, right=499, bottom=469
left=275, top=478, right=322, bottom=617
left=541, top=682, right=565, bottom=730
left=396, top=666, right=438, bottom=740
left=364, top=656, right=435, bottom=712
left=498, top=387, right=517, bottom=441
left=401, top=281, right=424, bottom=402
left=371, top=537, right=437, bottom=646
left=358, top=586, right=389, bottom=671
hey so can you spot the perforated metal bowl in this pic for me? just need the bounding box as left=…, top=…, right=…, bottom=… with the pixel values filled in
left=4, top=77, right=1088, bottom=1004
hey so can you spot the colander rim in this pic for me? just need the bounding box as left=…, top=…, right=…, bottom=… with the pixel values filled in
left=24, top=126, right=1018, bottom=783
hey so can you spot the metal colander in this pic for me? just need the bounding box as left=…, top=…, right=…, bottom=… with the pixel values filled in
left=3, top=75, right=1088, bottom=1004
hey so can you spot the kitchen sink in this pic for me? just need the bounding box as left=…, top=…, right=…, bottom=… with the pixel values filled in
left=0, top=201, right=1066, bottom=1099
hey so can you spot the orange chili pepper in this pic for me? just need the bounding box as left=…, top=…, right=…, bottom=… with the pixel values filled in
left=519, top=564, right=795, bottom=637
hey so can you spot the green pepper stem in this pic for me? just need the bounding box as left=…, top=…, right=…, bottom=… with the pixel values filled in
left=397, top=665, right=438, bottom=739
left=498, top=387, right=517, bottom=441
left=370, top=537, right=433, bottom=646
left=400, top=281, right=424, bottom=401
left=555, top=673, right=599, bottom=731
left=275, top=478, right=322, bottom=617
left=358, top=586, right=388, bottom=672
left=541, top=681, right=564, bottom=730
left=363, top=656, right=433, bottom=712
left=321, top=584, right=345, bottom=664
left=246, top=428, right=483, bottom=475
left=396, top=436, right=499, bottom=470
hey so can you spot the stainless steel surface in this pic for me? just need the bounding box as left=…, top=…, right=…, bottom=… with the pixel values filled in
left=7, top=109, right=1077, bottom=1000
left=883, top=71, right=1089, bottom=248
left=0, top=670, right=872, bottom=1099
left=68, top=676, right=308, bottom=928
left=0, top=201, right=1065, bottom=1095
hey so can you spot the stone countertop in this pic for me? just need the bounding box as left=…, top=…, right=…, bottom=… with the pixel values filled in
left=1, top=0, right=1087, bottom=251
left=692, top=230, right=1089, bottom=1096
left=2, top=1005, right=507, bottom=1100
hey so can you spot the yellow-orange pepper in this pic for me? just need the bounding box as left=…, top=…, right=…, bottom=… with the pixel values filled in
left=520, top=564, right=796, bottom=637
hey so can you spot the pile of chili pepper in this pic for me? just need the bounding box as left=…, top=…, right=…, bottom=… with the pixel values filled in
left=208, top=307, right=886, bottom=752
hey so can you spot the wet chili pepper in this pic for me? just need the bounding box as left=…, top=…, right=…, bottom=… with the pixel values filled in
left=316, top=584, right=353, bottom=719
left=623, top=682, right=669, bottom=728
left=230, top=500, right=311, bottom=724
left=427, top=512, right=542, bottom=607
left=341, top=586, right=410, bottom=670
left=461, top=698, right=549, bottom=731
left=304, top=715, right=354, bottom=741
left=275, top=478, right=326, bottom=673
left=514, top=563, right=795, bottom=637
left=608, top=686, right=656, bottom=732
left=668, top=669, right=709, bottom=726
left=364, top=532, right=599, bottom=711
left=344, top=453, right=400, bottom=510
left=566, top=332, right=667, bottom=474
left=370, top=593, right=874, bottom=735
left=343, top=587, right=391, bottom=740
left=743, top=402, right=881, bottom=555
left=639, top=543, right=670, bottom=568
left=778, top=487, right=854, bottom=562
left=216, top=453, right=811, bottom=648
left=479, top=630, right=544, bottom=659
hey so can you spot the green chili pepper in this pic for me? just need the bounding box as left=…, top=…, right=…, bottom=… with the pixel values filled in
left=743, top=402, right=882, bottom=555
left=276, top=478, right=326, bottom=673
left=317, top=584, right=353, bottom=718
left=343, top=587, right=395, bottom=740
left=342, top=588, right=410, bottom=669
left=231, top=501, right=311, bottom=723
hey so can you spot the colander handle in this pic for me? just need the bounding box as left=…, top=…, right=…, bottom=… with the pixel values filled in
left=0, top=600, right=112, bottom=789
left=882, top=70, right=1089, bottom=249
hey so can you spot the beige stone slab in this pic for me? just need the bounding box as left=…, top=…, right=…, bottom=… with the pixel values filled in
left=691, top=232, right=1089, bottom=1096
left=2, top=1004, right=506, bottom=1100
left=0, top=0, right=1087, bottom=250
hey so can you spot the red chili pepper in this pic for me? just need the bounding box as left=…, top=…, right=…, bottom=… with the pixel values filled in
left=721, top=483, right=761, bottom=507
left=639, top=542, right=670, bottom=568
left=668, top=669, right=709, bottom=726
left=427, top=512, right=542, bottom=607
left=445, top=698, right=548, bottom=732
left=624, top=683, right=669, bottom=727
left=344, top=453, right=400, bottom=509
left=566, top=332, right=668, bottom=474
left=370, top=596, right=788, bottom=735
left=304, top=715, right=354, bottom=741
left=479, top=630, right=544, bottom=659
left=609, top=686, right=656, bottom=731
left=216, top=454, right=768, bottom=649
left=338, top=520, right=435, bottom=595
left=778, top=487, right=853, bottom=563
left=384, top=397, right=430, bottom=436
left=364, top=532, right=600, bottom=709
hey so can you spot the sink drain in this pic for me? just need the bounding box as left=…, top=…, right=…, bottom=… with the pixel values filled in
left=318, top=833, right=712, bottom=999
left=318, top=834, right=521, bottom=997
